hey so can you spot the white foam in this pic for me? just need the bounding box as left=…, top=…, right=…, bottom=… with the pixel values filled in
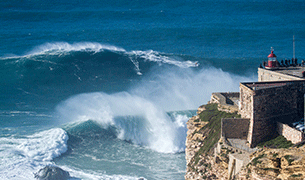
left=0, top=127, right=145, bottom=179
left=129, top=50, right=199, bottom=68
left=129, top=66, right=253, bottom=111
left=171, top=113, right=190, bottom=152
left=60, top=165, right=145, bottom=180
left=56, top=92, right=180, bottom=153
left=0, top=128, right=68, bottom=179
left=24, top=42, right=200, bottom=69
left=56, top=92, right=115, bottom=125
left=27, top=42, right=126, bottom=56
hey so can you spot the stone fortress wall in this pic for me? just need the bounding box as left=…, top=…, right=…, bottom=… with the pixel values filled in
left=277, top=122, right=305, bottom=144
left=256, top=68, right=305, bottom=146
left=240, top=80, right=305, bottom=147
left=221, top=118, right=249, bottom=140
left=214, top=69, right=305, bottom=148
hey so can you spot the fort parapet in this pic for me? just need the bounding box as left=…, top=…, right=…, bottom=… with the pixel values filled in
left=258, top=67, right=305, bottom=81
left=209, top=92, right=239, bottom=113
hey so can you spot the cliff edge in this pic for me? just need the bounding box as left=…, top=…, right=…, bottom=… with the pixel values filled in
left=185, top=103, right=240, bottom=179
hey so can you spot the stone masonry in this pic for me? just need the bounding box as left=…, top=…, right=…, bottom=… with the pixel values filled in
left=209, top=92, right=239, bottom=113
left=258, top=67, right=304, bottom=82
left=239, top=80, right=305, bottom=147
left=277, top=122, right=305, bottom=144
left=221, top=118, right=250, bottom=140
left=212, top=67, right=305, bottom=148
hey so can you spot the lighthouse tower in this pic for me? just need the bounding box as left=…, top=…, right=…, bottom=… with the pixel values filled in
left=265, top=47, right=279, bottom=69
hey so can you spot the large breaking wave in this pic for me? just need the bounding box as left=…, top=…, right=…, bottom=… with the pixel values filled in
left=1, top=42, right=253, bottom=154
left=51, top=42, right=253, bottom=153
left=56, top=92, right=190, bottom=153
left=55, top=68, right=251, bottom=153
left=0, top=42, right=254, bottom=179
left=1, top=42, right=198, bottom=76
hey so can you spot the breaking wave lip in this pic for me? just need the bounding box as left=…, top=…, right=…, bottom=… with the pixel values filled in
left=128, top=50, right=199, bottom=68
left=27, top=42, right=126, bottom=56
left=55, top=92, right=190, bottom=154
left=1, top=42, right=199, bottom=72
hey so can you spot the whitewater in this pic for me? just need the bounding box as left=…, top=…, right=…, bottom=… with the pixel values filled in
left=1, top=0, right=304, bottom=179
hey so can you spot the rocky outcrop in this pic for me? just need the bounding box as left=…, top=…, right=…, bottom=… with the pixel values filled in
left=185, top=105, right=207, bottom=165
left=237, top=145, right=305, bottom=180
left=185, top=109, right=221, bottom=180
left=34, top=165, right=70, bottom=180
left=185, top=113, right=210, bottom=179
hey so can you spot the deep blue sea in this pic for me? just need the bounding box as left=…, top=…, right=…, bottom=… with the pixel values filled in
left=1, top=0, right=305, bottom=179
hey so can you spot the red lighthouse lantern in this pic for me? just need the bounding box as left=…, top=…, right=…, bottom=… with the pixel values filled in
left=265, top=47, right=279, bottom=69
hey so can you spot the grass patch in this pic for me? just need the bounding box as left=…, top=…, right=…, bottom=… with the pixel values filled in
left=284, top=155, right=294, bottom=165
left=251, top=153, right=265, bottom=166
left=290, top=174, right=302, bottom=178
left=191, top=103, right=240, bottom=166
left=257, top=135, right=293, bottom=149
left=262, top=168, right=278, bottom=171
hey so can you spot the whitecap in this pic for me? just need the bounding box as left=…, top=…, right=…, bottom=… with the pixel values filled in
left=0, top=128, right=68, bottom=179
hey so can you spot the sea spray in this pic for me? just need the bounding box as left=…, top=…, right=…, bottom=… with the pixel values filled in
left=129, top=50, right=198, bottom=68
left=54, top=59, right=254, bottom=153
left=129, top=66, right=254, bottom=111
left=56, top=92, right=184, bottom=153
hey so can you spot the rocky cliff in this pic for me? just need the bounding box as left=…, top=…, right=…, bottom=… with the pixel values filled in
left=185, top=103, right=240, bottom=179
left=185, top=103, right=305, bottom=180
left=237, top=145, right=305, bottom=180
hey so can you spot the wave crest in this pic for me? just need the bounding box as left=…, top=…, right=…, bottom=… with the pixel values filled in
left=1, top=42, right=199, bottom=74
left=27, top=42, right=126, bottom=56
left=129, top=50, right=199, bottom=68
left=56, top=92, right=188, bottom=153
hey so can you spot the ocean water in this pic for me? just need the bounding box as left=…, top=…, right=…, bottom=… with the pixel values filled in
left=1, top=0, right=305, bottom=179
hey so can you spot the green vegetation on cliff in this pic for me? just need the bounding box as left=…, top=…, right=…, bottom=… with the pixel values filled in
left=192, top=103, right=240, bottom=165
left=257, top=135, right=293, bottom=149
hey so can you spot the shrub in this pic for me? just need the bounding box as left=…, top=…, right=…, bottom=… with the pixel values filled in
left=257, top=135, right=293, bottom=149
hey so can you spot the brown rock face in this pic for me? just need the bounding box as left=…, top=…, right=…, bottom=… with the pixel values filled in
left=185, top=105, right=229, bottom=180
left=238, top=146, right=305, bottom=180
